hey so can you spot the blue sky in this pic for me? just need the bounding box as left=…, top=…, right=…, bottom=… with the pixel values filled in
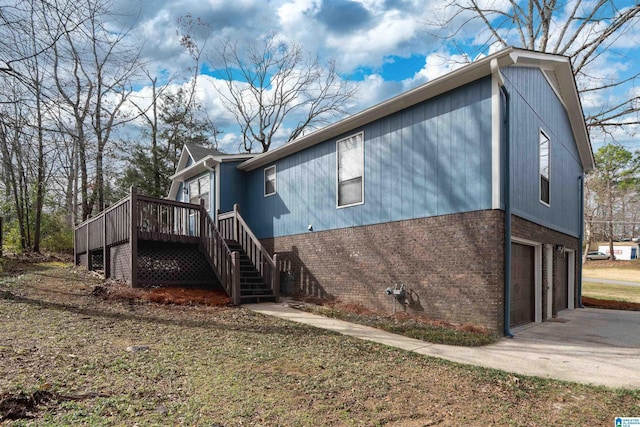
left=114, top=0, right=640, bottom=153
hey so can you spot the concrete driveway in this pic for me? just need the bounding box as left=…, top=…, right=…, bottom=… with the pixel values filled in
left=246, top=304, right=640, bottom=389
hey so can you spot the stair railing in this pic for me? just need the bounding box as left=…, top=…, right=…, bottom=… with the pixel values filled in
left=217, top=204, right=279, bottom=299
left=199, top=201, right=241, bottom=304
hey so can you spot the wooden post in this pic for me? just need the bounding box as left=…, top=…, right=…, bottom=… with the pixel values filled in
left=85, top=221, right=91, bottom=271
left=232, top=251, right=241, bottom=305
left=103, top=212, right=110, bottom=278
left=73, top=220, right=77, bottom=266
left=272, top=253, right=280, bottom=300
left=129, top=186, right=138, bottom=288
left=233, top=203, right=240, bottom=242
left=199, top=199, right=206, bottom=238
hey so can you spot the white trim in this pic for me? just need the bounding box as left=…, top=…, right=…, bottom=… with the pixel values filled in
left=539, top=129, right=551, bottom=207
left=545, top=244, right=553, bottom=320
left=336, top=132, right=365, bottom=209
left=566, top=249, right=576, bottom=310
left=215, top=164, right=221, bottom=220
left=264, top=165, right=277, bottom=197
left=512, top=236, right=543, bottom=324
left=491, top=73, right=502, bottom=209
left=238, top=47, right=594, bottom=173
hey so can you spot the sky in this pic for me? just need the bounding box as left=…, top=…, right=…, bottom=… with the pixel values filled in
left=110, top=0, right=640, bottom=154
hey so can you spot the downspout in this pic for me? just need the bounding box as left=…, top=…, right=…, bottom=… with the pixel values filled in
left=492, top=59, right=514, bottom=338
left=578, top=175, right=585, bottom=308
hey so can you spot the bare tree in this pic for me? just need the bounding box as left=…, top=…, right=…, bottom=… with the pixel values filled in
left=0, top=0, right=72, bottom=252
left=211, top=33, right=356, bottom=152
left=0, top=1, right=80, bottom=81
left=435, top=1, right=640, bottom=135
left=52, top=0, right=142, bottom=220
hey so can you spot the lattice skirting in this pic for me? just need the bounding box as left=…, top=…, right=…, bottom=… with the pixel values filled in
left=111, top=243, right=132, bottom=283
left=89, top=251, right=103, bottom=271
left=136, top=241, right=219, bottom=287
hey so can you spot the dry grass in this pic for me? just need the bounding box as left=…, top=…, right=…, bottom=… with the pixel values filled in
left=295, top=300, right=498, bottom=347
left=0, top=262, right=638, bottom=425
left=582, top=282, right=640, bottom=304
left=583, top=259, right=640, bottom=282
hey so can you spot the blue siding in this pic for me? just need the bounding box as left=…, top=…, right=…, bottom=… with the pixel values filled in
left=240, top=77, right=493, bottom=239
left=503, top=67, right=583, bottom=237
left=219, top=161, right=247, bottom=213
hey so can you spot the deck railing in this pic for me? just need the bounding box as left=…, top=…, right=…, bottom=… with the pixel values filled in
left=218, top=204, right=279, bottom=299
left=200, top=208, right=240, bottom=304
left=73, top=187, right=249, bottom=302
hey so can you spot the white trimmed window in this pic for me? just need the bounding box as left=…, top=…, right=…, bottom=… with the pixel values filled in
left=337, top=132, right=364, bottom=207
left=539, top=131, right=550, bottom=205
left=264, top=165, right=276, bottom=196
left=189, top=175, right=210, bottom=211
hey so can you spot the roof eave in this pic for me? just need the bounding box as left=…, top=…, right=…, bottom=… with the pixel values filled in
left=238, top=46, right=594, bottom=173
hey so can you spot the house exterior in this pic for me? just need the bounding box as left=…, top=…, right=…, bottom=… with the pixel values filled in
left=76, top=47, right=594, bottom=335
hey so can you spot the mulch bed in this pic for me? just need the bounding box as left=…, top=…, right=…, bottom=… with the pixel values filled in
left=93, top=282, right=231, bottom=306
left=582, top=296, right=640, bottom=311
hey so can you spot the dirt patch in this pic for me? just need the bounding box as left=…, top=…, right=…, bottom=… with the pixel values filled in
left=582, top=296, right=640, bottom=311
left=0, top=390, right=107, bottom=421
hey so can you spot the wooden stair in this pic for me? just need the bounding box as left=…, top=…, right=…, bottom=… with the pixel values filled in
left=225, top=240, right=277, bottom=303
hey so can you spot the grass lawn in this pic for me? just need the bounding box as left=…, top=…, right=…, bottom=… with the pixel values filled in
left=583, top=259, right=640, bottom=282
left=0, top=263, right=639, bottom=425
left=582, top=282, right=640, bottom=304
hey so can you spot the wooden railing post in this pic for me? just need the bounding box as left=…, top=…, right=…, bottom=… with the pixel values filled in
left=233, top=203, right=240, bottom=242
left=232, top=251, right=241, bottom=305
left=199, top=199, right=206, bottom=239
left=85, top=220, right=91, bottom=271
left=103, top=213, right=110, bottom=278
left=272, top=253, right=280, bottom=300
left=130, top=186, right=138, bottom=288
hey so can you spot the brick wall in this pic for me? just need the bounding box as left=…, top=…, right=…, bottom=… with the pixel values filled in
left=263, top=210, right=505, bottom=332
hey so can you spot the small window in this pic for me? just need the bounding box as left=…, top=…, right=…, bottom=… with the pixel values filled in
left=189, top=175, right=210, bottom=211
left=337, top=132, right=364, bottom=207
left=264, top=165, right=276, bottom=196
left=539, top=131, right=550, bottom=205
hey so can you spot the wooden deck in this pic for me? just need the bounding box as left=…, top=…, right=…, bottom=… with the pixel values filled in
left=73, top=187, right=279, bottom=304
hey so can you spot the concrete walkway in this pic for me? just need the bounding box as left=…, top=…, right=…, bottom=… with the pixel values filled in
left=583, top=277, right=640, bottom=287
left=245, top=303, right=640, bottom=389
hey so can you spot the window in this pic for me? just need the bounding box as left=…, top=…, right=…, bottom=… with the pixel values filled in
left=188, top=175, right=210, bottom=211
left=264, top=165, right=276, bottom=196
left=539, top=131, right=550, bottom=205
left=337, top=132, right=364, bottom=207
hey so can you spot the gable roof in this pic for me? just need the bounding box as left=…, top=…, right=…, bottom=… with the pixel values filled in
left=238, top=47, right=594, bottom=173
left=184, top=143, right=224, bottom=162
left=166, top=144, right=256, bottom=200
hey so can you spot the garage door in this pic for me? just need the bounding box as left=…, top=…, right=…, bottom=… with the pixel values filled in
left=555, top=254, right=568, bottom=313
left=511, top=243, right=535, bottom=327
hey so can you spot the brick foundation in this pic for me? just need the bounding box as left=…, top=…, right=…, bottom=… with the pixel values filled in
left=263, top=210, right=506, bottom=333
left=262, top=210, right=580, bottom=334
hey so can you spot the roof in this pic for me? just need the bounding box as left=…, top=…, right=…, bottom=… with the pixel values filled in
left=238, top=47, right=594, bottom=173
left=166, top=144, right=257, bottom=200
left=183, top=143, right=224, bottom=162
